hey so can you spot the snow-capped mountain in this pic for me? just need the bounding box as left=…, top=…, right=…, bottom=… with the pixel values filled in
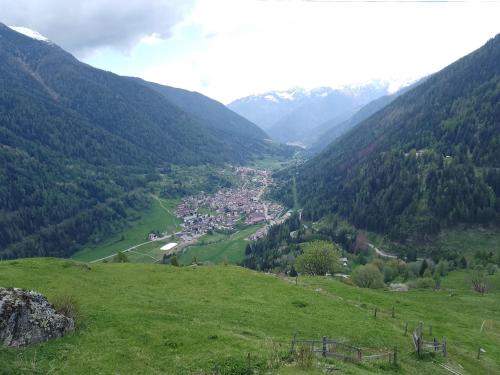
left=8, top=26, right=51, bottom=43
left=228, top=81, right=394, bottom=144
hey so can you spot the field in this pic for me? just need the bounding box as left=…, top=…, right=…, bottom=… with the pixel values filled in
left=72, top=196, right=181, bottom=262
left=437, top=226, right=500, bottom=256
left=1, top=258, right=499, bottom=374
left=177, top=224, right=263, bottom=265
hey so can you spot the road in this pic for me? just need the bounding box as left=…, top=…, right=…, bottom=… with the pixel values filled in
left=368, top=243, right=397, bottom=259
left=89, top=235, right=170, bottom=263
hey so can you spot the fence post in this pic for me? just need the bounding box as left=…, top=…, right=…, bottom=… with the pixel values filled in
left=417, top=336, right=421, bottom=357
left=404, top=322, right=408, bottom=336
left=247, top=353, right=251, bottom=374
left=290, top=332, right=297, bottom=354
left=374, top=307, right=378, bottom=318
left=393, top=347, right=398, bottom=364
left=357, top=348, right=362, bottom=363
left=434, top=338, right=438, bottom=352
left=392, top=306, right=395, bottom=318
left=477, top=347, right=481, bottom=360
left=418, top=322, right=423, bottom=339
left=442, top=337, right=447, bottom=357
left=322, top=336, right=327, bottom=357
left=429, top=324, right=433, bottom=336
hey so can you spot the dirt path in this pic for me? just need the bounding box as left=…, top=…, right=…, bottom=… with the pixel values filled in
left=368, top=243, right=397, bottom=259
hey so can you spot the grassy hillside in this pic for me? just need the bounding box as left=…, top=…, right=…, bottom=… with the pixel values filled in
left=1, top=259, right=499, bottom=374
left=72, top=197, right=181, bottom=262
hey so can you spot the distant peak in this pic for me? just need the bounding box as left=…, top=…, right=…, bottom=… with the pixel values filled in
left=8, top=26, right=51, bottom=43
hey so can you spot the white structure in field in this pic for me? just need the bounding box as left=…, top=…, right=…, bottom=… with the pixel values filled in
left=161, top=243, right=178, bottom=251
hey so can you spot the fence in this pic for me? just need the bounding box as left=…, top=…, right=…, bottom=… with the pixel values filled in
left=290, top=335, right=397, bottom=364
left=411, top=322, right=447, bottom=358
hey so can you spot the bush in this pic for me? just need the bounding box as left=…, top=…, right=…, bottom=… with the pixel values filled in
left=112, top=251, right=129, bottom=263
left=486, top=263, right=498, bottom=275
left=415, top=277, right=435, bottom=289
left=51, top=294, right=80, bottom=327
left=352, top=264, right=384, bottom=288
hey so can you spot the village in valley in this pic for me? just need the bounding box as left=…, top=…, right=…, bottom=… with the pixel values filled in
left=174, top=166, right=287, bottom=245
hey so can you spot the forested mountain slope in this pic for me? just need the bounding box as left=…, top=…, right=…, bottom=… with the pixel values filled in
left=285, top=34, right=500, bottom=253
left=308, top=81, right=423, bottom=155
left=0, top=24, right=276, bottom=260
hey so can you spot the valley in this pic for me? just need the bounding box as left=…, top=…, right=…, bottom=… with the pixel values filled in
left=1, top=8, right=500, bottom=375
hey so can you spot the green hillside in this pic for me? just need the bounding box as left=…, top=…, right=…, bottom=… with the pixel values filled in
left=283, top=34, right=500, bottom=256
left=0, top=258, right=499, bottom=374
left=0, top=24, right=285, bottom=261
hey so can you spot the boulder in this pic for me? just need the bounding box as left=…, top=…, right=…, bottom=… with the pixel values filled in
left=0, top=288, right=74, bottom=347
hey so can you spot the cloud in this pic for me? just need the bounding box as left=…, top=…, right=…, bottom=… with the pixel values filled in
left=0, top=0, right=196, bottom=55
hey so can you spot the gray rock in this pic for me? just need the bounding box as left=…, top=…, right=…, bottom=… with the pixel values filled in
left=0, top=287, right=74, bottom=347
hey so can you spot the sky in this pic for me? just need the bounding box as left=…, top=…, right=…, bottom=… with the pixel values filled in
left=2, top=0, right=500, bottom=103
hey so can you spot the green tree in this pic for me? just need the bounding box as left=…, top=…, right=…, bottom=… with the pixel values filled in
left=295, top=241, right=340, bottom=276
left=352, top=264, right=384, bottom=289
left=170, top=255, right=179, bottom=267
left=112, top=251, right=129, bottom=263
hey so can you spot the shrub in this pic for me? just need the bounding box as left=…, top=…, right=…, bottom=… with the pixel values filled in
left=352, top=264, right=384, bottom=288
left=52, top=294, right=80, bottom=327
left=112, top=251, right=129, bottom=263
left=170, top=255, right=179, bottom=267
left=295, top=344, right=315, bottom=369
left=415, top=277, right=435, bottom=289
left=486, top=263, right=498, bottom=275
left=470, top=270, right=491, bottom=295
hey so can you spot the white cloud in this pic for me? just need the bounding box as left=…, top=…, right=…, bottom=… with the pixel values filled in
left=139, top=0, right=500, bottom=103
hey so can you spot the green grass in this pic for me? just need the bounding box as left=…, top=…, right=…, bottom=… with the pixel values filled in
left=1, top=259, right=499, bottom=374
left=71, top=197, right=181, bottom=262
left=438, top=226, right=500, bottom=256
left=177, top=225, right=263, bottom=265
left=251, top=157, right=290, bottom=171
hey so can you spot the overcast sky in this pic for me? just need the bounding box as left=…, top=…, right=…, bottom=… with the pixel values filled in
left=2, top=0, right=500, bottom=103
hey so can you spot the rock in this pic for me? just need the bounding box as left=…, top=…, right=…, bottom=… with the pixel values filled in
left=0, top=288, right=74, bottom=347
left=388, top=283, right=409, bottom=292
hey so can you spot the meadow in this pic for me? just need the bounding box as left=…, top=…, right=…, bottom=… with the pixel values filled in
left=0, top=258, right=498, bottom=374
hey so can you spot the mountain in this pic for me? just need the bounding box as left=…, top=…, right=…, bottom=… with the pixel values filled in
left=308, top=80, right=424, bottom=154
left=0, top=24, right=279, bottom=260
left=227, top=87, right=332, bottom=131
left=280, top=34, right=500, bottom=256
left=229, top=83, right=391, bottom=146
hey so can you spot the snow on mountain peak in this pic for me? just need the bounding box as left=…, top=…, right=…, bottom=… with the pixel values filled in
left=8, top=26, right=51, bottom=43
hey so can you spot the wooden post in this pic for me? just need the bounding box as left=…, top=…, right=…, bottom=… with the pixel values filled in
left=416, top=336, right=421, bottom=358
left=247, top=353, right=251, bottom=374
left=477, top=347, right=481, bottom=360
left=434, top=338, right=438, bottom=352
left=357, top=348, right=362, bottom=363
left=322, top=336, right=327, bottom=357
left=404, top=322, right=408, bottom=336
left=442, top=337, right=447, bottom=357
left=374, top=307, right=378, bottom=318
left=429, top=324, right=433, bottom=336
left=393, top=347, right=398, bottom=364
left=392, top=306, right=395, bottom=318
left=418, top=322, right=424, bottom=339
left=291, top=333, right=297, bottom=354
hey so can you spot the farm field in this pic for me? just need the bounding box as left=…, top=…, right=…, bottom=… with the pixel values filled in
left=177, top=224, right=264, bottom=265
left=0, top=258, right=498, bottom=374
left=71, top=197, right=181, bottom=262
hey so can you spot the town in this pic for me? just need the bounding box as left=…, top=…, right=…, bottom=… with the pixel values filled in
left=175, top=167, right=285, bottom=243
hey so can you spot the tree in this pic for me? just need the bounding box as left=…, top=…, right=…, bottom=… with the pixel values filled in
left=352, top=264, right=384, bottom=289
left=295, top=241, right=340, bottom=276
left=112, top=251, right=129, bottom=263
left=471, top=270, right=490, bottom=295
left=419, top=259, right=428, bottom=277
left=170, top=255, right=179, bottom=267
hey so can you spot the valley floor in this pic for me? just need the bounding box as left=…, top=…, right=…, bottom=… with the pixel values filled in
left=0, top=258, right=498, bottom=374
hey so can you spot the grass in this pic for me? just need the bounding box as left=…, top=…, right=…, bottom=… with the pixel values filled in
left=437, top=226, right=500, bottom=256
left=71, top=197, right=181, bottom=262
left=1, top=258, right=498, bottom=374
left=177, top=225, right=263, bottom=265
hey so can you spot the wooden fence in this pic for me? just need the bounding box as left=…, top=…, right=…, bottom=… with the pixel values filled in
left=290, top=335, right=397, bottom=364
left=411, top=322, right=447, bottom=358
